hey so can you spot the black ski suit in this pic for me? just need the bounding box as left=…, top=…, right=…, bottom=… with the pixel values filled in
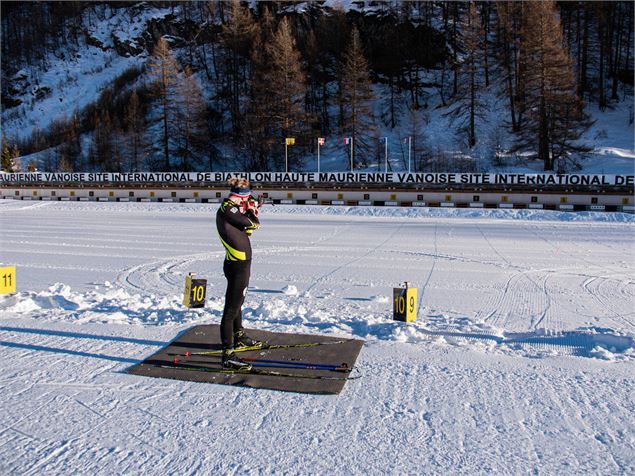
left=216, top=198, right=260, bottom=348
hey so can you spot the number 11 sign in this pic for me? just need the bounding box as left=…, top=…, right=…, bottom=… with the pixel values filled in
left=0, top=266, right=16, bottom=294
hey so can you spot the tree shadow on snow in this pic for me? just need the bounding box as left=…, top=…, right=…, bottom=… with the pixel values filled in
left=0, top=326, right=166, bottom=347
left=0, top=326, right=194, bottom=366
left=0, top=340, right=140, bottom=364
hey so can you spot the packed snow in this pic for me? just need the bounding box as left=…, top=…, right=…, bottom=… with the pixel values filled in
left=0, top=200, right=634, bottom=474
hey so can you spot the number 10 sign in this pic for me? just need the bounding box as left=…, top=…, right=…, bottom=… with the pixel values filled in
left=393, top=283, right=417, bottom=322
left=183, top=273, right=207, bottom=309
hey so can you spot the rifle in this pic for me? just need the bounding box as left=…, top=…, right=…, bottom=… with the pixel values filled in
left=242, top=194, right=273, bottom=215
left=253, top=195, right=274, bottom=208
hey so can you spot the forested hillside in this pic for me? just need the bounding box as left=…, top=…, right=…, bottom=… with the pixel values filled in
left=1, top=1, right=633, bottom=173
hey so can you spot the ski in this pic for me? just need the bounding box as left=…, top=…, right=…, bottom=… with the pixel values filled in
left=172, top=339, right=348, bottom=357
left=241, top=362, right=349, bottom=372
left=241, top=357, right=350, bottom=372
left=170, top=355, right=351, bottom=372
left=157, top=363, right=359, bottom=381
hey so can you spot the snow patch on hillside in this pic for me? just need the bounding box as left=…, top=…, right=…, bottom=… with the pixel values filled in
left=2, top=6, right=173, bottom=141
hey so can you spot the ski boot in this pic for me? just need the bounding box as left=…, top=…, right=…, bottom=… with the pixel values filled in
left=221, top=349, right=252, bottom=371
left=234, top=329, right=264, bottom=350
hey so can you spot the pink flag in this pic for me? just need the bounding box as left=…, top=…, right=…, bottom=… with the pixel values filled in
left=318, top=137, right=325, bottom=146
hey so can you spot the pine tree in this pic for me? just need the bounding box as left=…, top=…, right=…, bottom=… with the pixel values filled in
left=341, top=27, right=375, bottom=168
left=514, top=0, right=593, bottom=171
left=147, top=37, right=180, bottom=171
left=445, top=2, right=487, bottom=148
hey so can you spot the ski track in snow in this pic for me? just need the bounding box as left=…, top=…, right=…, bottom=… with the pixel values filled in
left=296, top=221, right=404, bottom=299
left=0, top=202, right=634, bottom=475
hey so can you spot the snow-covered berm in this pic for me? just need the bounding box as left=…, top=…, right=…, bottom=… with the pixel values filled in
left=1, top=201, right=634, bottom=475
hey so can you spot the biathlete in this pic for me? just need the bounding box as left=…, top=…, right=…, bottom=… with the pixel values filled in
left=216, top=177, right=264, bottom=370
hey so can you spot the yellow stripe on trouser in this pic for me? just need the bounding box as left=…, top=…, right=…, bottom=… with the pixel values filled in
left=218, top=235, right=247, bottom=261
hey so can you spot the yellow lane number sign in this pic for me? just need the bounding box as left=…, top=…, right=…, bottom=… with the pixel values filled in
left=0, top=266, right=16, bottom=294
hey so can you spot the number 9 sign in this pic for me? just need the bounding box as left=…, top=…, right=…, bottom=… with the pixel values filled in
left=393, top=285, right=417, bottom=322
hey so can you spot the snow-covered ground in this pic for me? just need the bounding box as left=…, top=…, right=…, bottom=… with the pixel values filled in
left=0, top=201, right=634, bottom=475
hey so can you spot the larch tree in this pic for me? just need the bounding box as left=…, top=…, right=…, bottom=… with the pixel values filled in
left=1, top=135, right=17, bottom=172
left=445, top=2, right=487, bottom=148
left=495, top=1, right=522, bottom=132
left=175, top=66, right=208, bottom=171
left=242, top=31, right=270, bottom=170
left=147, top=37, right=180, bottom=171
left=305, top=29, right=325, bottom=132
left=514, top=0, right=592, bottom=171
left=264, top=17, right=309, bottom=170
left=407, top=105, right=430, bottom=173
left=220, top=0, right=257, bottom=139
left=58, top=113, right=82, bottom=171
left=10, top=144, right=21, bottom=171
left=328, top=5, right=350, bottom=130
left=123, top=90, right=146, bottom=172
left=240, top=8, right=275, bottom=170
left=244, top=15, right=307, bottom=171
left=89, top=110, right=115, bottom=171
left=341, top=26, right=376, bottom=168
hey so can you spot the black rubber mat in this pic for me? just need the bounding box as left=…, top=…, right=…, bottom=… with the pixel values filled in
left=126, top=325, right=364, bottom=394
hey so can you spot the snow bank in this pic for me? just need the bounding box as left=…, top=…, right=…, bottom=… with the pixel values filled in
left=0, top=282, right=223, bottom=326
left=2, top=283, right=632, bottom=362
